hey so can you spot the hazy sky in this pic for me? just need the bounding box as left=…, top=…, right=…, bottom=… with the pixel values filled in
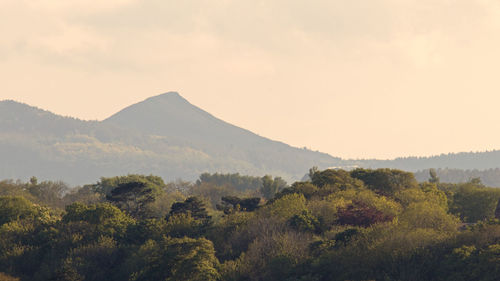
left=2, top=0, right=500, bottom=159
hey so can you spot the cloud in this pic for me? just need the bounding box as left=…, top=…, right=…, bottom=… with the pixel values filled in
left=3, top=0, right=499, bottom=71
left=3, top=0, right=500, bottom=158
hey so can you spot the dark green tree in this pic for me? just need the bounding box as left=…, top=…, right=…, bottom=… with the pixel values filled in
left=97, top=175, right=165, bottom=196
left=310, top=169, right=364, bottom=191
left=217, top=196, right=260, bottom=214
left=169, top=196, right=210, bottom=220
left=63, top=202, right=134, bottom=239
left=106, top=180, right=163, bottom=219
left=350, top=168, right=418, bottom=195
left=125, top=237, right=220, bottom=281
left=288, top=210, right=320, bottom=233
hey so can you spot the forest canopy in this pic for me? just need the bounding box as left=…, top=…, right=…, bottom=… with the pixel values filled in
left=1, top=169, right=500, bottom=281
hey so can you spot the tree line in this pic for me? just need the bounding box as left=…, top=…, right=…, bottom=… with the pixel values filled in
left=1, top=169, right=500, bottom=280
left=415, top=168, right=500, bottom=187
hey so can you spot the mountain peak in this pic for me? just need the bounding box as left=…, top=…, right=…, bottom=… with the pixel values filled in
left=160, top=91, right=181, bottom=97
left=145, top=91, right=185, bottom=102
left=104, top=91, right=216, bottom=136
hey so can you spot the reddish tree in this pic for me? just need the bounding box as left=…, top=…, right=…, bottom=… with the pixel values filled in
left=337, top=201, right=393, bottom=227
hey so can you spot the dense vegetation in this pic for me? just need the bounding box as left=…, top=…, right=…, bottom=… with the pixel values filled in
left=1, top=169, right=500, bottom=280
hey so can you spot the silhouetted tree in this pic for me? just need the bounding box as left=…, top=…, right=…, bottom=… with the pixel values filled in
left=169, top=196, right=209, bottom=220
left=106, top=180, right=162, bottom=219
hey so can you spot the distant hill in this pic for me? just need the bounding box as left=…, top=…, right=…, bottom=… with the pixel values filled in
left=344, top=152, right=500, bottom=187
left=3, top=92, right=500, bottom=186
left=104, top=92, right=340, bottom=175
left=414, top=168, right=500, bottom=187
left=349, top=151, right=500, bottom=171
left=0, top=92, right=341, bottom=185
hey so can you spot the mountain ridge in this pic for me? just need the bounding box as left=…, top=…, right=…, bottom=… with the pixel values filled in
left=2, top=92, right=500, bottom=186
left=0, top=93, right=341, bottom=185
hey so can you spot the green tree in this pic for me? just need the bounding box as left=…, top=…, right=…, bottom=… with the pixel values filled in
left=126, top=237, right=220, bottom=281
left=399, top=202, right=459, bottom=232
left=351, top=168, right=418, bottom=195
left=395, top=183, right=448, bottom=211
left=97, top=175, right=165, bottom=196
left=449, top=183, right=500, bottom=222
left=260, top=193, right=307, bottom=221
left=63, top=184, right=104, bottom=205
left=197, top=173, right=262, bottom=191
left=260, top=175, right=287, bottom=200
left=169, top=196, right=210, bottom=220
left=217, top=196, right=260, bottom=214
left=288, top=210, right=320, bottom=233
left=310, top=169, right=365, bottom=192
left=429, top=168, right=440, bottom=183
left=27, top=180, right=69, bottom=209
left=106, top=179, right=163, bottom=219
left=63, top=202, right=134, bottom=239
left=0, top=196, right=38, bottom=225
left=275, top=182, right=318, bottom=200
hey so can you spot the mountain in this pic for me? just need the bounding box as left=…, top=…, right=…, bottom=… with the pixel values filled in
left=104, top=92, right=340, bottom=173
left=0, top=93, right=341, bottom=185
left=3, top=92, right=500, bottom=186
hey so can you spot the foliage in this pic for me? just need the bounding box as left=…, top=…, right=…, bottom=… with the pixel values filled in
left=105, top=177, right=164, bottom=219
left=351, top=168, right=418, bottom=195
left=0, top=196, right=39, bottom=226
left=310, top=169, right=364, bottom=190
left=278, top=182, right=319, bottom=199
left=260, top=175, right=287, bottom=200
left=398, top=202, right=459, bottom=232
left=26, top=180, right=70, bottom=209
left=197, top=173, right=263, bottom=191
left=260, top=193, right=307, bottom=221
left=165, top=213, right=209, bottom=238
left=336, top=201, right=394, bottom=227
left=395, top=183, right=448, bottom=211
left=125, top=237, right=220, bottom=281
left=189, top=182, right=237, bottom=210
left=217, top=196, right=260, bottom=214
left=429, top=168, right=440, bottom=183
left=97, top=175, right=165, bottom=196
left=288, top=210, right=320, bottom=233
left=446, top=182, right=500, bottom=222
left=169, top=196, right=210, bottom=220
left=63, top=202, right=135, bottom=239
left=2, top=170, right=500, bottom=281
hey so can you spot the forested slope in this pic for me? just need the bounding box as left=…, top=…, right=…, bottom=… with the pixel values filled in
left=3, top=93, right=500, bottom=186
left=0, top=94, right=341, bottom=185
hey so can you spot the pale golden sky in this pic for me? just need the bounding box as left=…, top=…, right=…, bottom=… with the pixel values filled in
left=2, top=0, right=500, bottom=159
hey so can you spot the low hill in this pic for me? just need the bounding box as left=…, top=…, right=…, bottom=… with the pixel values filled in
left=350, top=151, right=500, bottom=171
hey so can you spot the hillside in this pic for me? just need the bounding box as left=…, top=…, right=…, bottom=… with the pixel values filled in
left=349, top=151, right=500, bottom=171
left=3, top=92, right=500, bottom=186
left=0, top=93, right=341, bottom=185
left=104, top=92, right=340, bottom=174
